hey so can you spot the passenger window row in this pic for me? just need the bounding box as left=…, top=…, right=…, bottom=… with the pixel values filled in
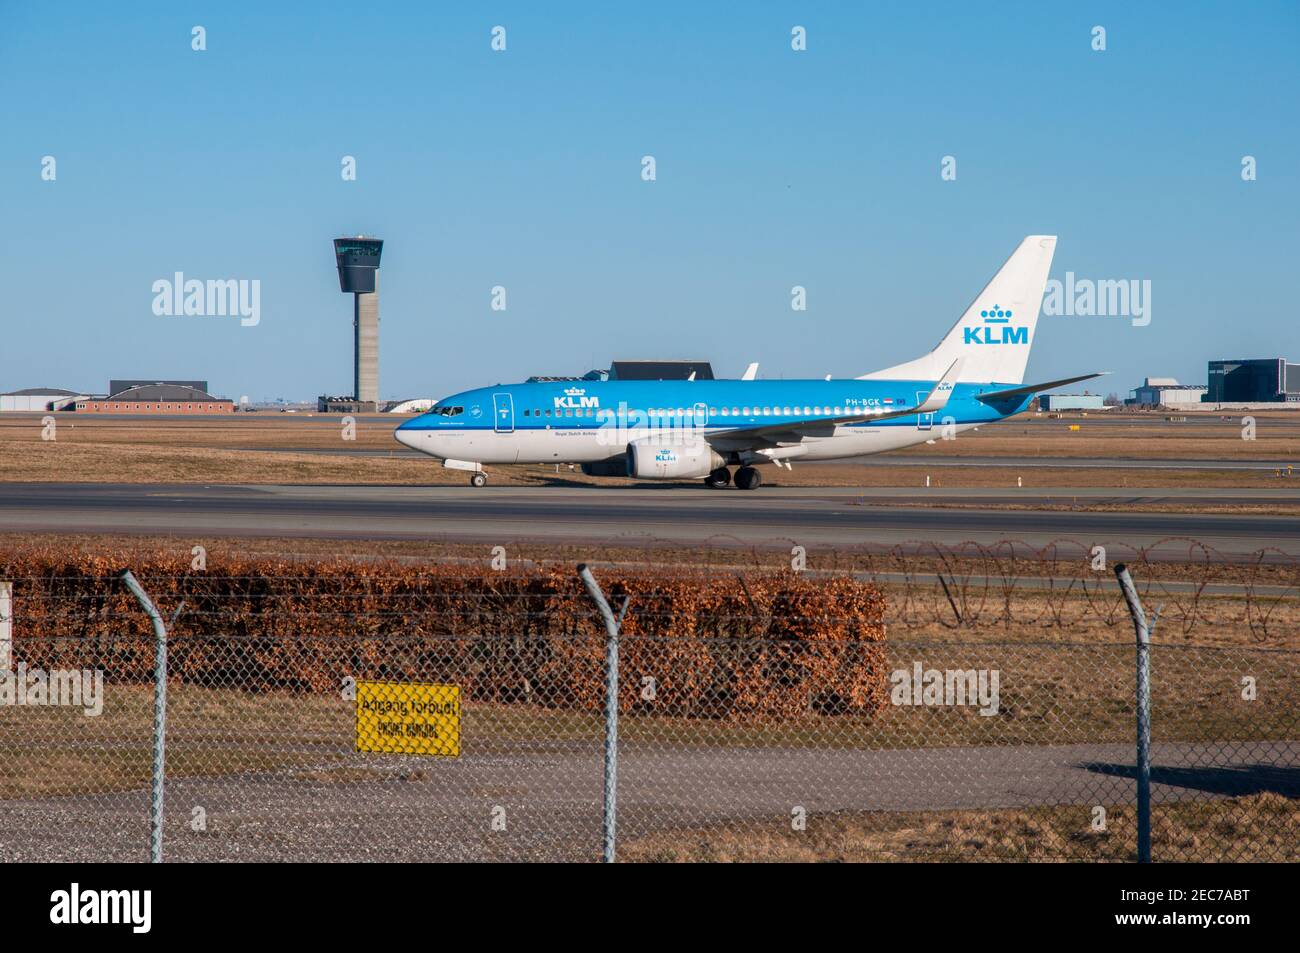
left=511, top=405, right=903, bottom=420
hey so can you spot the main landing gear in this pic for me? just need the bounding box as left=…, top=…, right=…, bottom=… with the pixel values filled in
left=469, top=472, right=488, bottom=487
left=704, top=467, right=731, bottom=489
left=734, top=466, right=762, bottom=490
left=704, top=466, right=762, bottom=490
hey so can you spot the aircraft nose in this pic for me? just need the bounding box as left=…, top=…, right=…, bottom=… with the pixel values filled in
left=394, top=421, right=419, bottom=450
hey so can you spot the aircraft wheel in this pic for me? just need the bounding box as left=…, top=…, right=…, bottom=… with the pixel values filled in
left=734, top=466, right=762, bottom=490
left=470, top=472, right=488, bottom=487
left=704, top=467, right=731, bottom=489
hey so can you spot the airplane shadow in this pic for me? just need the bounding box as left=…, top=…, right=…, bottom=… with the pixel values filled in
left=524, top=476, right=710, bottom=489
left=1081, top=761, right=1300, bottom=798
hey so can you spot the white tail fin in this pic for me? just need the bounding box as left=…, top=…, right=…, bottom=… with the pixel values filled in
left=859, top=235, right=1057, bottom=385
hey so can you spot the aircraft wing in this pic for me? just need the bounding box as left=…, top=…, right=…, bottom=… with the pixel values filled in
left=974, top=372, right=1108, bottom=404
left=706, top=358, right=963, bottom=449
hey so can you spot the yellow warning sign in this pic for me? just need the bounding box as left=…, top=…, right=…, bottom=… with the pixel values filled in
left=355, top=681, right=461, bottom=757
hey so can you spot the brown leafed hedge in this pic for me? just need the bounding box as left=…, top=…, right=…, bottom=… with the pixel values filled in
left=3, top=549, right=887, bottom=720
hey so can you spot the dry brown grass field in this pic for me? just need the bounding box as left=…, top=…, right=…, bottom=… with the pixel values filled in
left=1, top=409, right=1298, bottom=489
left=618, top=795, right=1299, bottom=862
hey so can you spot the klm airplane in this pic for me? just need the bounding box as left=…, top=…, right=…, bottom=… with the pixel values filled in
left=396, top=236, right=1103, bottom=489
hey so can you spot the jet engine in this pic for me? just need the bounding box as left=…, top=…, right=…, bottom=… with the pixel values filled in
left=625, top=439, right=724, bottom=480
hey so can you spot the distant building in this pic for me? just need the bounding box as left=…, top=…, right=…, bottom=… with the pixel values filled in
left=109, top=379, right=208, bottom=396
left=524, top=361, right=715, bottom=385
left=1127, top=377, right=1208, bottom=407
left=1207, top=359, right=1300, bottom=403
left=76, top=383, right=235, bottom=414
left=1039, top=393, right=1106, bottom=411
left=0, top=387, right=93, bottom=412
left=609, top=360, right=714, bottom=381
left=527, top=361, right=715, bottom=384
left=317, top=396, right=374, bottom=413
left=384, top=398, right=435, bottom=414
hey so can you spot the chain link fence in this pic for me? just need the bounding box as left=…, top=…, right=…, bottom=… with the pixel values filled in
left=0, top=570, right=1295, bottom=862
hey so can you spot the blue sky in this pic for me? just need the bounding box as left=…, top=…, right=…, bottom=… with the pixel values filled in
left=2, top=2, right=1296, bottom=401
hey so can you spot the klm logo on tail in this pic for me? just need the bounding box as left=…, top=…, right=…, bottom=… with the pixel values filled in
left=964, top=305, right=1028, bottom=345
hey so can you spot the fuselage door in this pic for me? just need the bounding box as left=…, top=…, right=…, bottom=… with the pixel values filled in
left=493, top=393, right=515, bottom=433
left=915, top=390, right=934, bottom=431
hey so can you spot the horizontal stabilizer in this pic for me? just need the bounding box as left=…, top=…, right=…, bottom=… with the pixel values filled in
left=975, top=372, right=1109, bottom=404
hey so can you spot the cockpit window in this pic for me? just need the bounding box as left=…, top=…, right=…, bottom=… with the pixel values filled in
left=430, top=406, right=464, bottom=416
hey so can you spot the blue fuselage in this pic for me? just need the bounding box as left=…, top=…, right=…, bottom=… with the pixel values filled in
left=395, top=378, right=1030, bottom=467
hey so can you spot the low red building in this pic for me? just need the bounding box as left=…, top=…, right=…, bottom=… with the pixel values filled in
left=75, top=383, right=236, bottom=414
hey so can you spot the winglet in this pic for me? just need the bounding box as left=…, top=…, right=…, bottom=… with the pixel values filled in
left=742, top=362, right=759, bottom=381
left=915, top=357, right=964, bottom=414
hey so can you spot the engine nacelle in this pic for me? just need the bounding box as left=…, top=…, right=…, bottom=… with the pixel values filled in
left=625, top=439, right=723, bottom=480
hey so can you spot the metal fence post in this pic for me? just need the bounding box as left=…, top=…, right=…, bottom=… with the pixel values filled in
left=1114, top=563, right=1151, bottom=863
left=578, top=564, right=622, bottom=864
left=0, top=580, right=11, bottom=672
left=122, top=570, right=167, bottom=864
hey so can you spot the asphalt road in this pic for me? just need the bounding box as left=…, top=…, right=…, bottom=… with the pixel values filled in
left=2, top=740, right=1289, bottom=861
left=833, top=454, right=1298, bottom=470
left=2, top=483, right=1298, bottom=554
left=233, top=446, right=1300, bottom=470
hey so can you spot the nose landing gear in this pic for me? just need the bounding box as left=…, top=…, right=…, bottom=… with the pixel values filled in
left=444, top=459, right=488, bottom=486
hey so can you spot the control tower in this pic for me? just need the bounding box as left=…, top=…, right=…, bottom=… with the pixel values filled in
left=333, top=236, right=384, bottom=410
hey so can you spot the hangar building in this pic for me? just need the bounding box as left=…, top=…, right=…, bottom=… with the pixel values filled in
left=1039, top=393, right=1106, bottom=411
left=0, top=387, right=93, bottom=412
left=1127, top=378, right=1208, bottom=407
left=385, top=398, right=435, bottom=414
left=1207, top=359, right=1300, bottom=403
left=609, top=360, right=714, bottom=381
left=110, top=379, right=208, bottom=396
left=527, top=361, right=715, bottom=384
left=76, top=382, right=235, bottom=414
